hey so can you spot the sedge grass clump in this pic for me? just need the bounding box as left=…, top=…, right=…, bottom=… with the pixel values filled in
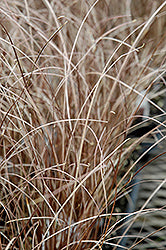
left=0, top=0, right=166, bottom=249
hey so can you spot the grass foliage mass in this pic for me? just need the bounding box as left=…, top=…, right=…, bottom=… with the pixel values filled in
left=0, top=0, right=166, bottom=249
